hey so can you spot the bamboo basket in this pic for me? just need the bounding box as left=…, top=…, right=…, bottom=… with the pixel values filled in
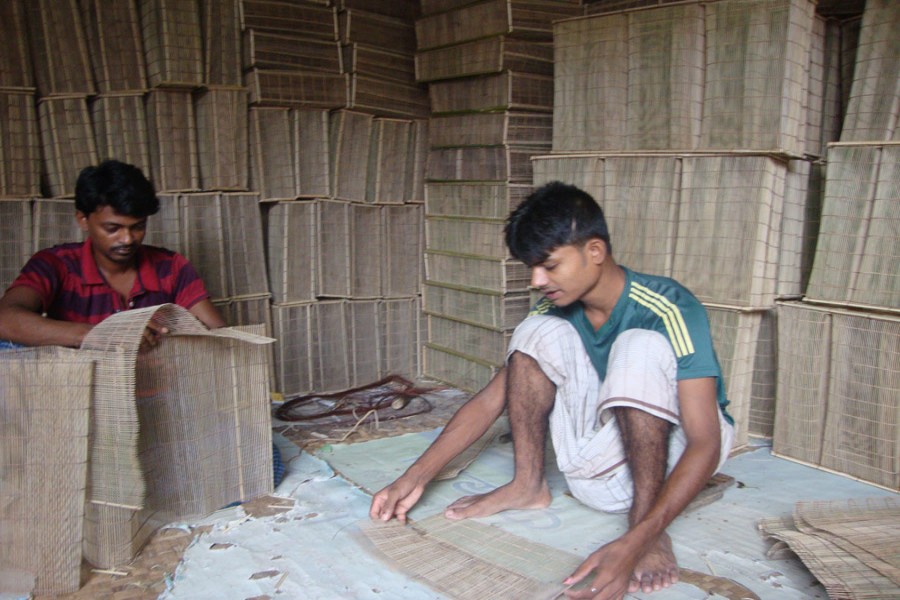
left=342, top=43, right=417, bottom=85
left=271, top=301, right=313, bottom=396
left=0, top=198, right=33, bottom=291
left=415, top=36, right=554, bottom=83
left=426, top=215, right=507, bottom=259
left=383, top=204, right=424, bottom=298
left=330, top=110, right=373, bottom=201
left=381, top=297, right=422, bottom=379
left=407, top=119, right=429, bottom=202
left=31, top=199, right=83, bottom=252
left=316, top=199, right=352, bottom=298
left=416, top=0, right=582, bottom=51
left=774, top=301, right=900, bottom=491
left=80, top=0, right=147, bottom=92
left=25, top=0, right=95, bottom=96
left=245, top=68, right=348, bottom=108
left=429, top=112, right=553, bottom=147
left=347, top=74, right=430, bottom=119
left=243, top=30, right=343, bottom=74
left=840, top=0, right=900, bottom=142
left=0, top=90, right=40, bottom=197
left=429, top=72, right=554, bottom=114
left=336, top=0, right=420, bottom=20
left=249, top=106, right=297, bottom=200
left=423, top=342, right=497, bottom=393
left=425, top=251, right=530, bottom=294
left=293, top=109, right=332, bottom=197
left=266, top=201, right=317, bottom=303
left=200, top=0, right=242, bottom=86
left=424, top=182, right=531, bottom=219
left=146, top=88, right=199, bottom=193
left=349, top=299, right=381, bottom=385
left=339, top=9, right=416, bottom=55
left=312, top=300, right=352, bottom=392
left=0, top=347, right=92, bottom=595
left=195, top=86, right=249, bottom=191
left=427, top=144, right=550, bottom=183
left=427, top=314, right=511, bottom=366
left=221, top=193, right=269, bottom=298
left=424, top=282, right=530, bottom=330
left=241, top=0, right=338, bottom=40
left=0, top=0, right=32, bottom=89
left=806, top=143, right=900, bottom=311
left=139, top=0, right=203, bottom=88
left=37, top=96, right=98, bottom=198
left=90, top=93, right=152, bottom=178
left=368, top=118, right=413, bottom=204
left=351, top=203, right=384, bottom=298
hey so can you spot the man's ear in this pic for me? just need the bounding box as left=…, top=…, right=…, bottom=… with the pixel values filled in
left=76, top=210, right=89, bottom=232
left=586, top=238, right=608, bottom=265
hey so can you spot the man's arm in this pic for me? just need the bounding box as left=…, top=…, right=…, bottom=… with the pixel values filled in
left=369, top=366, right=508, bottom=523
left=565, top=377, right=723, bottom=599
left=188, top=298, right=226, bottom=329
left=0, top=286, right=92, bottom=348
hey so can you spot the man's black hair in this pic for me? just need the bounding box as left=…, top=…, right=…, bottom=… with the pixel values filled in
left=74, top=160, right=159, bottom=217
left=505, top=181, right=612, bottom=266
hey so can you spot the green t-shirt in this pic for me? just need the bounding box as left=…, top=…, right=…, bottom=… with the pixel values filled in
left=530, top=267, right=733, bottom=424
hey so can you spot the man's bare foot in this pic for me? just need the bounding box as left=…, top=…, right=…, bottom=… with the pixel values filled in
left=629, top=532, right=679, bottom=593
left=444, top=481, right=552, bottom=520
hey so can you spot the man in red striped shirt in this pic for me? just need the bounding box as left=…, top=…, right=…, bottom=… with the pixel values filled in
left=0, top=160, right=225, bottom=349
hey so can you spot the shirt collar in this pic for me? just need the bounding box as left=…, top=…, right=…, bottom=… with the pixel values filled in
left=79, top=238, right=163, bottom=292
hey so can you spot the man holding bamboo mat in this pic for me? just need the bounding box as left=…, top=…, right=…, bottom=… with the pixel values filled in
left=371, top=182, right=734, bottom=600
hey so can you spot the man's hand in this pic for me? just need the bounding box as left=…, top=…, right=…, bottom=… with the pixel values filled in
left=563, top=537, right=640, bottom=600
left=369, top=474, right=427, bottom=524
left=139, top=319, right=169, bottom=353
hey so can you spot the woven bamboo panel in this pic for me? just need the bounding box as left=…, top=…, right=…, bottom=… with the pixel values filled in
left=271, top=301, right=313, bottom=396
left=294, top=109, right=332, bottom=197
left=146, top=88, right=199, bottom=192
left=0, top=91, right=40, bottom=197
left=245, top=68, right=348, bottom=108
left=221, top=193, right=269, bottom=297
left=342, top=43, right=417, bottom=85
left=80, top=0, right=147, bottom=92
left=143, top=193, right=182, bottom=253
left=430, top=112, right=553, bottom=147
left=241, top=0, right=338, bottom=40
left=368, top=118, right=413, bottom=204
left=815, top=18, right=851, bottom=157
left=31, top=199, right=82, bottom=252
left=840, top=17, right=861, bottom=115
left=317, top=199, right=352, bottom=298
left=330, top=109, right=373, bottom=201
left=749, top=308, right=778, bottom=438
left=347, top=74, right=430, bottom=119
left=37, top=96, right=98, bottom=198
left=266, top=201, right=317, bottom=303
left=91, top=93, right=152, bottom=177
left=351, top=203, right=383, bottom=298
left=804, top=15, right=826, bottom=159
left=806, top=143, right=900, bottom=310
left=0, top=348, right=92, bottom=595
left=139, top=0, right=203, bottom=88
left=774, top=302, right=900, bottom=491
left=383, top=204, right=424, bottom=298
left=0, top=198, right=33, bottom=293
left=407, top=119, right=429, bottom=202
left=425, top=182, right=531, bottom=219
left=337, top=0, right=420, bottom=20
left=777, top=158, right=820, bottom=299
left=416, top=0, right=582, bottom=51
left=0, top=0, right=32, bottom=89
left=415, top=36, right=554, bottom=83
left=195, top=86, right=249, bottom=191
left=243, top=30, right=343, bottom=74
left=427, top=314, right=511, bottom=366
left=339, top=9, right=416, bottom=55
left=424, top=283, right=530, bottom=330
left=216, top=293, right=276, bottom=386
left=180, top=193, right=228, bottom=300
left=426, top=216, right=507, bottom=259
left=312, top=300, right=352, bottom=392
left=381, top=297, right=422, bottom=379
left=429, top=72, right=554, bottom=114
left=25, top=0, right=95, bottom=96
left=249, top=106, right=297, bottom=199
left=427, top=144, right=549, bottom=183
left=583, top=0, right=686, bottom=14
left=349, top=299, right=381, bottom=385
left=840, top=0, right=900, bottom=142
left=200, top=0, right=242, bottom=85
left=423, top=342, right=497, bottom=392
left=425, top=251, right=530, bottom=294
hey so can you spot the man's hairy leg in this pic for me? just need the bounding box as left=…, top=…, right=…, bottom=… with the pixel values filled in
left=614, top=406, right=679, bottom=594
left=445, top=351, right=554, bottom=519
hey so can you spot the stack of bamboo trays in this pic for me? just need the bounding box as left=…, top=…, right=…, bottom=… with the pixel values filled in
left=416, top=0, right=581, bottom=392
left=538, top=0, right=843, bottom=448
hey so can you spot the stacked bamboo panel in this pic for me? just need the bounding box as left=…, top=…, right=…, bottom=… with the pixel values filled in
left=0, top=199, right=33, bottom=292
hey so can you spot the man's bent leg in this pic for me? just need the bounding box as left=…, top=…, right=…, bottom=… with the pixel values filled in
left=445, top=350, right=554, bottom=519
